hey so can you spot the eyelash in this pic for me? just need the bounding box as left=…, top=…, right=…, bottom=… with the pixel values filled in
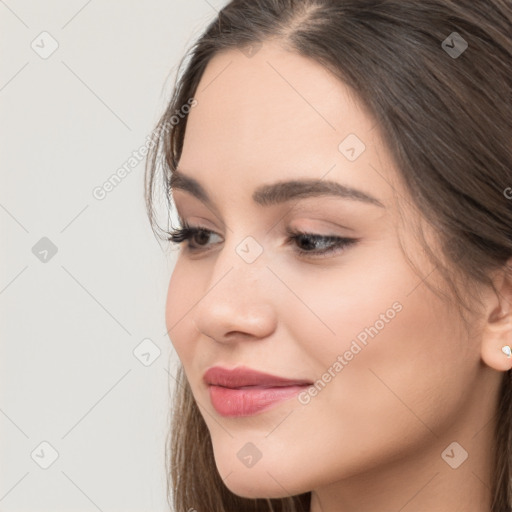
left=167, top=222, right=358, bottom=258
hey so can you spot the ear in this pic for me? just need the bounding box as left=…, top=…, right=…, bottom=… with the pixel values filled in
left=481, top=258, right=512, bottom=372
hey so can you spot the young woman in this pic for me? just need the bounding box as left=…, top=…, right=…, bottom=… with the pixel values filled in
left=144, top=1, right=512, bottom=510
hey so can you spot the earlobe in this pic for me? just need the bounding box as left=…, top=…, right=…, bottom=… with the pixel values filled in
left=480, top=262, right=512, bottom=372
left=481, top=342, right=512, bottom=372
left=481, top=321, right=512, bottom=372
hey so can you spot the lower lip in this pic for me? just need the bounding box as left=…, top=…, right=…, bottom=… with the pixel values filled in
left=208, top=384, right=309, bottom=417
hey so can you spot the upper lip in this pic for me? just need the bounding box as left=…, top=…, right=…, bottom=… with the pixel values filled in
left=203, top=365, right=313, bottom=388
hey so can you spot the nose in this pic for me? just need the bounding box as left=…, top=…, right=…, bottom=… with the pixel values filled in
left=192, top=253, right=278, bottom=345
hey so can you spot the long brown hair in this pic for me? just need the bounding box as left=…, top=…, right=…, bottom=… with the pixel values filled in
left=144, top=1, right=512, bottom=510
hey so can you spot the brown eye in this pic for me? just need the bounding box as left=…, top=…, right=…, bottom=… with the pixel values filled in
left=168, top=224, right=222, bottom=252
left=285, top=228, right=359, bottom=258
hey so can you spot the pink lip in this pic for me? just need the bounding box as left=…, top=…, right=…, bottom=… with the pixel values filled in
left=203, top=366, right=313, bottom=417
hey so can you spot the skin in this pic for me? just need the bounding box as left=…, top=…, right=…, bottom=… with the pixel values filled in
left=165, top=41, right=512, bottom=512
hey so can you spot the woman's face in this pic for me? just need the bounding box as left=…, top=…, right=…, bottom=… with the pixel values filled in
left=165, top=42, right=494, bottom=503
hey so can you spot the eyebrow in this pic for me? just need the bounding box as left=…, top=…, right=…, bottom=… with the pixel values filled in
left=170, top=168, right=385, bottom=210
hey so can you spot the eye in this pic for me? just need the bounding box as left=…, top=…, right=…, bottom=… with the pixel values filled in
left=285, top=227, right=358, bottom=258
left=168, top=223, right=222, bottom=251
left=167, top=223, right=358, bottom=258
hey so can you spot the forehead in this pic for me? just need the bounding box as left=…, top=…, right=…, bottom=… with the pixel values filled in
left=179, top=41, right=399, bottom=210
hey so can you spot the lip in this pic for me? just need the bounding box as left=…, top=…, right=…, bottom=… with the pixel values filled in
left=203, top=365, right=313, bottom=417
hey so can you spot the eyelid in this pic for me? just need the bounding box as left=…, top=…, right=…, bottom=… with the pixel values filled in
left=288, top=223, right=355, bottom=237
left=175, top=207, right=357, bottom=238
left=173, top=196, right=362, bottom=233
left=174, top=207, right=226, bottom=232
left=175, top=212, right=219, bottom=230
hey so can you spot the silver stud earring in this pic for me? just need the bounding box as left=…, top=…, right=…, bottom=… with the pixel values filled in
left=501, top=345, right=512, bottom=358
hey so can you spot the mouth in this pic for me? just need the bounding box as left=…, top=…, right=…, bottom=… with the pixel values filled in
left=203, top=365, right=313, bottom=417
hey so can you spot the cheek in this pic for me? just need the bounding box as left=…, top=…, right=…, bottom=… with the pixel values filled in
left=165, top=258, right=199, bottom=363
left=282, top=234, right=465, bottom=375
left=268, top=239, right=417, bottom=370
left=286, top=242, right=472, bottom=459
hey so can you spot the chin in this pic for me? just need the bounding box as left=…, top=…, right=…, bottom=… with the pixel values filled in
left=214, top=453, right=308, bottom=499
left=210, top=434, right=310, bottom=498
left=222, top=474, right=295, bottom=500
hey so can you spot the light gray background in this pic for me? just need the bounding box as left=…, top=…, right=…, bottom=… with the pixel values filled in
left=1, top=1, right=228, bottom=510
